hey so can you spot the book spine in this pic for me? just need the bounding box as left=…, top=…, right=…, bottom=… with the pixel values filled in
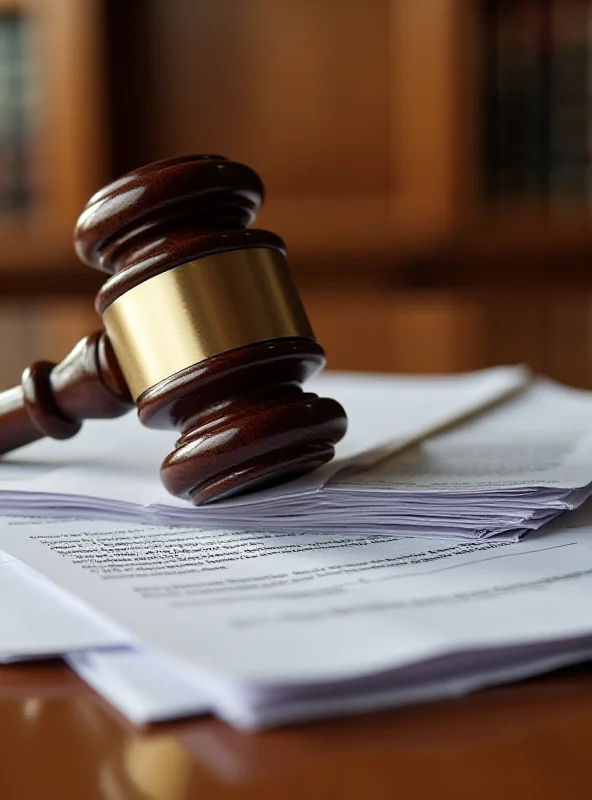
left=588, top=0, right=592, bottom=205
left=0, top=18, right=11, bottom=215
left=10, top=13, right=32, bottom=213
left=536, top=0, right=552, bottom=199
left=489, top=0, right=549, bottom=202
left=0, top=13, right=32, bottom=216
left=481, top=0, right=499, bottom=201
left=490, top=0, right=519, bottom=200
left=548, top=0, right=590, bottom=204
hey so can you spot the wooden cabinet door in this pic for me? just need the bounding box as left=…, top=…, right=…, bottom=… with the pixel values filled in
left=124, top=0, right=467, bottom=260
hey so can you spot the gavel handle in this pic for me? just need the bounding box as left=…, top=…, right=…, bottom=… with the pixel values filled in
left=0, top=330, right=134, bottom=455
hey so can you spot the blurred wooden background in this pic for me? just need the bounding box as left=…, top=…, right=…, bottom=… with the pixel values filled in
left=1, top=0, right=592, bottom=388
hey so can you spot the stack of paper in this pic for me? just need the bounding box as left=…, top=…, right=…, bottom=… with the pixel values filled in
left=1, top=366, right=592, bottom=541
left=3, top=366, right=592, bottom=730
left=2, top=503, right=592, bottom=729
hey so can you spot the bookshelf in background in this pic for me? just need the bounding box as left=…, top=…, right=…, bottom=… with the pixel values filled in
left=0, top=10, right=31, bottom=219
left=106, top=0, right=592, bottom=269
left=456, top=0, right=592, bottom=263
left=0, top=0, right=107, bottom=389
left=480, top=0, right=590, bottom=208
left=104, top=0, right=468, bottom=264
left=2, top=1, right=592, bottom=391
left=0, top=0, right=107, bottom=277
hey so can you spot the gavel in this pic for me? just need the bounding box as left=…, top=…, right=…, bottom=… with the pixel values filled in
left=0, top=155, right=347, bottom=504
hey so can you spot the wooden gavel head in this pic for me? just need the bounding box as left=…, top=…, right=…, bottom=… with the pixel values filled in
left=0, top=154, right=347, bottom=504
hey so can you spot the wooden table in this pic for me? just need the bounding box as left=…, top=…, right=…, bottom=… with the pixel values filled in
left=2, top=662, right=592, bottom=799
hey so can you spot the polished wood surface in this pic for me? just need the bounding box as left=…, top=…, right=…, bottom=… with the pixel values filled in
left=2, top=661, right=592, bottom=799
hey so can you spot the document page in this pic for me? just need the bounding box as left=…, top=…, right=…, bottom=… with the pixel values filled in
left=2, top=505, right=592, bottom=694
left=330, top=380, right=592, bottom=492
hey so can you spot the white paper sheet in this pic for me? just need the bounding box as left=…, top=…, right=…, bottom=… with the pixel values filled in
left=0, top=551, right=209, bottom=720
left=67, top=641, right=592, bottom=728
left=0, top=367, right=531, bottom=536
left=5, top=368, right=592, bottom=540
left=330, top=378, right=592, bottom=492
left=0, top=555, right=126, bottom=660
left=66, top=647, right=209, bottom=724
left=3, top=504, right=592, bottom=727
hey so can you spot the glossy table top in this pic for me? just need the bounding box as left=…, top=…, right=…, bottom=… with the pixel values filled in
left=2, top=660, right=592, bottom=799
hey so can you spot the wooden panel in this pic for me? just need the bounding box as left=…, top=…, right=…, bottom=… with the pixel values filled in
left=302, top=285, right=393, bottom=372
left=388, top=293, right=484, bottom=373
left=137, top=0, right=391, bottom=196
left=544, top=293, right=592, bottom=389
left=482, top=291, right=555, bottom=380
left=389, top=0, right=474, bottom=244
left=302, top=284, right=485, bottom=375
left=0, top=297, right=98, bottom=388
left=107, top=0, right=466, bottom=258
left=34, top=0, right=108, bottom=236
left=129, top=0, right=394, bottom=257
left=303, top=282, right=592, bottom=386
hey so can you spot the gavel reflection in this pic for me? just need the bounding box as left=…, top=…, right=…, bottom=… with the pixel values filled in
left=0, top=155, right=347, bottom=504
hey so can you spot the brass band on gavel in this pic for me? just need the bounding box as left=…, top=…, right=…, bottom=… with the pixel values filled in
left=102, top=248, right=315, bottom=400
